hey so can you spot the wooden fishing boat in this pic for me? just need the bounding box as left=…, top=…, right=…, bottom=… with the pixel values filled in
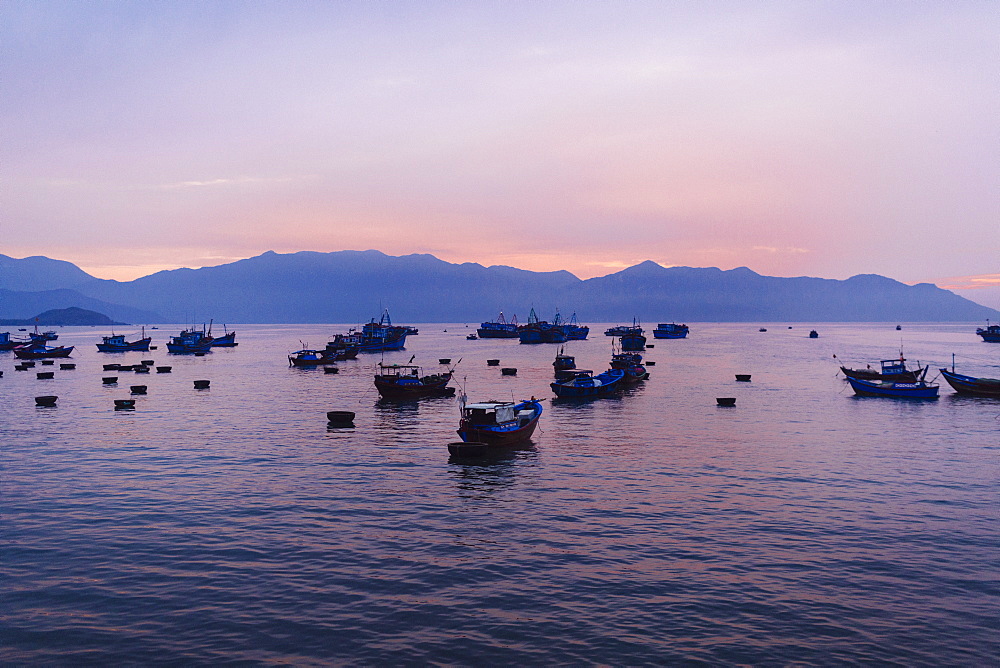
left=939, top=368, right=1000, bottom=398
left=610, top=351, right=648, bottom=382
left=604, top=325, right=633, bottom=336
left=374, top=363, right=455, bottom=399
left=476, top=312, right=520, bottom=338
left=334, top=310, right=410, bottom=352
left=0, top=332, right=31, bottom=351
left=456, top=398, right=543, bottom=446
left=809, top=330, right=819, bottom=338
left=97, top=328, right=152, bottom=352
left=847, top=376, right=939, bottom=399
left=619, top=327, right=646, bottom=351
left=28, top=327, right=58, bottom=343
left=14, top=344, right=74, bottom=359
left=208, top=325, right=238, bottom=347
left=323, top=335, right=360, bottom=360
left=652, top=323, right=689, bottom=339
left=839, top=356, right=927, bottom=383
left=518, top=308, right=567, bottom=344
left=166, top=328, right=213, bottom=354
left=976, top=322, right=1000, bottom=342
left=553, top=347, right=576, bottom=374
left=288, top=349, right=336, bottom=366
left=550, top=368, right=626, bottom=398
left=564, top=312, right=589, bottom=340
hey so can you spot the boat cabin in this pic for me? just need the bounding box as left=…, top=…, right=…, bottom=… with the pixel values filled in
left=463, top=401, right=517, bottom=426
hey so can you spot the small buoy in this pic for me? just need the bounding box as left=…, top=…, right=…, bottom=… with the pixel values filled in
left=717, top=397, right=736, bottom=406
left=324, top=366, right=339, bottom=374
left=103, top=364, right=120, bottom=371
left=501, top=367, right=517, bottom=376
left=102, top=377, right=118, bottom=384
left=114, top=399, right=136, bottom=410
left=156, top=366, right=172, bottom=373
left=59, top=363, right=75, bottom=370
left=36, top=371, right=54, bottom=379
left=735, top=374, right=751, bottom=382
left=759, top=328, right=767, bottom=332
left=22, top=361, right=36, bottom=368
left=141, top=360, right=154, bottom=366
left=487, top=359, right=500, bottom=366
left=35, top=395, right=58, bottom=407
left=448, top=441, right=489, bottom=457
left=40, top=360, right=55, bottom=366
left=130, top=385, right=147, bottom=394
left=646, top=360, right=656, bottom=366
left=439, top=358, right=451, bottom=364
left=15, top=365, right=27, bottom=371
left=327, top=410, right=355, bottom=426
left=193, top=379, right=210, bottom=389
left=149, top=345, right=158, bottom=350
left=134, top=366, right=150, bottom=374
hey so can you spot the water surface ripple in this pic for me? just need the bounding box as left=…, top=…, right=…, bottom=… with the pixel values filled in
left=2, top=323, right=998, bottom=665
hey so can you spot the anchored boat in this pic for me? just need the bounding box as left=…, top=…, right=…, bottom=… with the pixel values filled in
left=550, top=368, right=626, bottom=398
left=939, top=368, right=1000, bottom=398
left=456, top=397, right=543, bottom=446
left=374, top=362, right=455, bottom=399
left=846, top=376, right=939, bottom=399
left=652, top=323, right=689, bottom=339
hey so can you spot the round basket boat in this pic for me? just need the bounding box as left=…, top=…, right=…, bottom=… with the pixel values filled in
left=326, top=410, right=356, bottom=426
left=193, top=379, right=211, bottom=389
left=130, top=385, right=147, bottom=394
left=35, top=395, right=58, bottom=406
left=59, top=363, right=75, bottom=370
left=486, top=359, right=500, bottom=366
left=448, top=441, right=489, bottom=457
left=501, top=367, right=517, bottom=376
left=716, top=397, right=737, bottom=406
left=156, top=366, right=172, bottom=373
left=36, top=372, right=54, bottom=379
left=102, top=377, right=118, bottom=384
left=735, top=374, right=751, bottom=382
left=114, top=399, right=136, bottom=409
left=103, top=364, right=120, bottom=371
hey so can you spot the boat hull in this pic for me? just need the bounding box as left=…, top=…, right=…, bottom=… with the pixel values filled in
left=847, top=377, right=938, bottom=399
left=97, top=338, right=152, bottom=352
left=652, top=324, right=688, bottom=339
left=14, top=346, right=74, bottom=359
left=551, top=369, right=626, bottom=397
left=840, top=366, right=925, bottom=382
left=210, top=332, right=238, bottom=347
left=374, top=378, right=455, bottom=400
left=939, top=369, right=1000, bottom=398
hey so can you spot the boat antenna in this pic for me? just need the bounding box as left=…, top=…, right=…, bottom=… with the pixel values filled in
left=952, top=352, right=956, bottom=373
left=408, top=354, right=415, bottom=363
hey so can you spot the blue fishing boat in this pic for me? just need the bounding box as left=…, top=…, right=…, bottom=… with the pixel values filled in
left=976, top=321, right=1000, bottom=342
left=604, top=325, right=633, bottom=336
left=939, top=368, right=1000, bottom=398
left=652, top=323, right=689, bottom=339
left=28, top=326, right=58, bottom=343
left=166, top=327, right=213, bottom=354
left=323, top=335, right=360, bottom=360
left=518, top=308, right=567, bottom=344
left=208, top=324, right=238, bottom=347
left=97, top=328, right=152, bottom=352
left=619, top=321, right=646, bottom=351
left=0, top=332, right=31, bottom=351
left=337, top=310, right=409, bottom=352
left=477, top=312, right=520, bottom=338
left=564, top=312, right=589, bottom=340
left=610, top=351, right=648, bottom=382
left=550, top=368, right=626, bottom=398
left=839, top=355, right=926, bottom=383
left=847, top=376, right=939, bottom=399
left=456, top=397, right=543, bottom=446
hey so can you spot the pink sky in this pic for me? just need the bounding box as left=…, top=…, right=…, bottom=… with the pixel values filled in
left=2, top=1, right=997, bottom=307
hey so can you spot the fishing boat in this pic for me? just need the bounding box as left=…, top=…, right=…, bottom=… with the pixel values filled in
left=166, top=328, right=213, bottom=354
left=288, top=349, right=336, bottom=367
left=564, top=312, right=589, bottom=340
left=336, top=310, right=410, bottom=352
left=552, top=347, right=579, bottom=381
left=604, top=325, right=634, bottom=336
left=976, top=321, right=1000, bottom=342
left=550, top=368, right=626, bottom=398
left=456, top=397, right=543, bottom=446
left=28, top=326, right=58, bottom=343
left=652, top=323, right=689, bottom=339
left=96, top=328, right=152, bottom=352
left=374, top=362, right=455, bottom=399
left=610, top=351, right=648, bottom=382
left=939, top=368, right=1000, bottom=398
left=466, top=333, right=478, bottom=340
left=846, top=376, right=939, bottom=399
left=518, top=308, right=567, bottom=344
left=619, top=323, right=646, bottom=351
left=208, top=324, right=238, bottom=347
left=476, top=312, right=519, bottom=338
left=322, top=335, right=360, bottom=360
left=809, top=330, right=819, bottom=338
left=838, top=355, right=927, bottom=383
left=0, top=332, right=31, bottom=351
left=13, top=344, right=74, bottom=359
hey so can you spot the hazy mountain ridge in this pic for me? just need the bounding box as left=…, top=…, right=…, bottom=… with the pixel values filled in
left=0, top=251, right=995, bottom=323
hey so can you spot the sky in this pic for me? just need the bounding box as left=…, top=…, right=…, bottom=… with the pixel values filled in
left=2, top=1, right=998, bottom=307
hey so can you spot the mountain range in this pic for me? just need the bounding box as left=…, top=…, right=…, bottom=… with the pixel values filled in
left=0, top=251, right=996, bottom=324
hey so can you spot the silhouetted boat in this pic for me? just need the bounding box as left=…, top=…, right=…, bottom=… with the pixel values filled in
left=847, top=376, right=939, bottom=399
left=374, top=362, right=455, bottom=399
left=336, top=310, right=410, bottom=352
left=652, top=323, right=689, bottom=339
left=97, top=328, right=152, bottom=352
left=28, top=326, right=58, bottom=343
left=553, top=347, right=576, bottom=380
left=0, top=332, right=31, bottom=351
left=839, top=355, right=926, bottom=383
left=477, top=312, right=519, bottom=338
left=619, top=321, right=646, bottom=351
left=14, top=344, right=74, bottom=359
left=976, top=321, right=1000, bottom=342
left=939, top=368, right=1000, bottom=398
left=564, top=312, right=589, bottom=340
left=518, top=308, right=567, bottom=344
left=166, top=327, right=213, bottom=354
left=604, top=325, right=633, bottom=336
left=809, top=330, right=819, bottom=338
left=550, top=368, right=626, bottom=398
left=456, top=398, right=542, bottom=446
left=208, top=324, right=238, bottom=347
left=610, top=351, right=648, bottom=382
left=288, top=349, right=336, bottom=367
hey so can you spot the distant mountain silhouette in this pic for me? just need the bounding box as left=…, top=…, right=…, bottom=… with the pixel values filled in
left=0, top=307, right=126, bottom=326
left=0, top=288, right=161, bottom=323
left=0, top=253, right=97, bottom=291
left=0, top=250, right=996, bottom=323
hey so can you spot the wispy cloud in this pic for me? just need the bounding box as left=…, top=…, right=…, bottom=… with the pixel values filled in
left=752, top=246, right=811, bottom=255
left=157, top=176, right=307, bottom=190
left=936, top=273, right=1000, bottom=291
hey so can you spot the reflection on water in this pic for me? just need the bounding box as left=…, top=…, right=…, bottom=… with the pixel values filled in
left=1, top=323, right=998, bottom=664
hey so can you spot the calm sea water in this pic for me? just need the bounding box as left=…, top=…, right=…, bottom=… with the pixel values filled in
left=2, top=323, right=998, bottom=665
